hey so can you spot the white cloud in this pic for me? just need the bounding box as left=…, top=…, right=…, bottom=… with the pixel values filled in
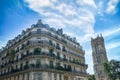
left=106, top=0, right=119, bottom=14
left=25, top=0, right=53, bottom=8
left=97, top=1, right=104, bottom=16
left=24, top=0, right=96, bottom=42
left=76, top=0, right=97, bottom=8
left=106, top=42, right=120, bottom=50
left=96, top=26, right=120, bottom=38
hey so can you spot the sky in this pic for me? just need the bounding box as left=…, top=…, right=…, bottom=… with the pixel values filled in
left=0, top=0, right=120, bottom=74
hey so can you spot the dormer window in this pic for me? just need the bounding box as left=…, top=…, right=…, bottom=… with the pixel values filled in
left=37, top=29, right=41, bottom=33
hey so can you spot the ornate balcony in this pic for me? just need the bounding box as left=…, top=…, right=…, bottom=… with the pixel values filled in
left=0, top=61, right=87, bottom=77
left=1, top=30, right=83, bottom=54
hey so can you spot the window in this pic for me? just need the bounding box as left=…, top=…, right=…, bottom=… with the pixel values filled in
left=36, top=59, right=41, bottom=68
left=62, top=46, right=67, bottom=52
left=57, top=52, right=60, bottom=58
left=74, top=66, right=76, bottom=72
left=59, top=74, right=62, bottom=80
left=69, top=57, right=71, bottom=61
left=34, top=73, right=42, bottom=80
left=56, top=62, right=60, bottom=69
left=64, top=64, right=67, bottom=69
left=49, top=61, right=53, bottom=68
left=22, top=74, right=25, bottom=80
left=16, top=56, right=18, bottom=61
left=48, top=73, right=52, bottom=80
left=54, top=73, right=57, bottom=80
left=26, top=50, right=29, bottom=55
left=63, top=55, right=66, bottom=61
left=24, top=61, right=29, bottom=69
left=49, top=40, right=53, bottom=46
left=37, top=29, right=41, bottom=33
left=20, top=63, right=23, bottom=70
left=34, top=48, right=41, bottom=54
left=27, top=73, right=29, bottom=80
left=56, top=43, right=60, bottom=50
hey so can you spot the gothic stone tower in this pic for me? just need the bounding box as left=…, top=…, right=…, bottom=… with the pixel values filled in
left=91, top=35, right=108, bottom=80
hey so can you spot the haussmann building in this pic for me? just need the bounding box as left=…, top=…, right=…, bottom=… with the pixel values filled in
left=0, top=20, right=88, bottom=80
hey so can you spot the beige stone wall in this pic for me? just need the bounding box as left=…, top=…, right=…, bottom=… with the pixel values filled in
left=0, top=72, right=87, bottom=80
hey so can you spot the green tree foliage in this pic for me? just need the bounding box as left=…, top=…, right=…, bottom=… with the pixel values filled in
left=88, top=75, right=95, bottom=80
left=104, top=60, right=120, bottom=80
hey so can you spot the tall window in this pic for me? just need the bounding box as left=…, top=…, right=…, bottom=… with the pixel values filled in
left=22, top=74, right=24, bottom=80
left=74, top=66, right=75, bottom=72
left=48, top=73, right=52, bottom=80
left=27, top=73, right=29, bottom=80
left=26, top=50, right=29, bottom=55
left=54, top=73, right=57, bottom=80
left=49, top=40, right=53, bottom=46
left=49, top=61, right=53, bottom=68
left=59, top=74, right=62, bottom=80
left=57, top=52, right=60, bottom=58
left=56, top=43, right=60, bottom=50
left=63, top=55, right=66, bottom=61
left=64, top=64, right=67, bottom=69
left=34, top=73, right=42, bottom=80
left=69, top=57, right=71, bottom=61
left=56, top=62, right=60, bottom=69
left=62, top=46, right=66, bottom=52
left=36, top=59, right=41, bottom=68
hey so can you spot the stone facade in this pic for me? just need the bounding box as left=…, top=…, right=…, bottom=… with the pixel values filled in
left=91, top=35, right=108, bottom=80
left=0, top=20, right=88, bottom=80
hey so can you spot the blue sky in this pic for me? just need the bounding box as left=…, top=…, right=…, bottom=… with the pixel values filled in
left=0, top=0, right=120, bottom=74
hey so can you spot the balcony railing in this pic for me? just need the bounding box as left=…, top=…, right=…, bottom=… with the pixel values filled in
left=0, top=41, right=86, bottom=69
left=2, top=30, right=83, bottom=54
left=0, top=51, right=87, bottom=71
left=0, top=49, right=86, bottom=69
left=0, top=62, right=87, bottom=77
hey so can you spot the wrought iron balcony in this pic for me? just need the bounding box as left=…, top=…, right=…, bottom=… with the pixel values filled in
left=0, top=62, right=87, bottom=77
left=2, top=30, right=83, bottom=54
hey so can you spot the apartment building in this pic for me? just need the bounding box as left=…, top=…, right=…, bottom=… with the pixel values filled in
left=0, top=20, right=88, bottom=80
